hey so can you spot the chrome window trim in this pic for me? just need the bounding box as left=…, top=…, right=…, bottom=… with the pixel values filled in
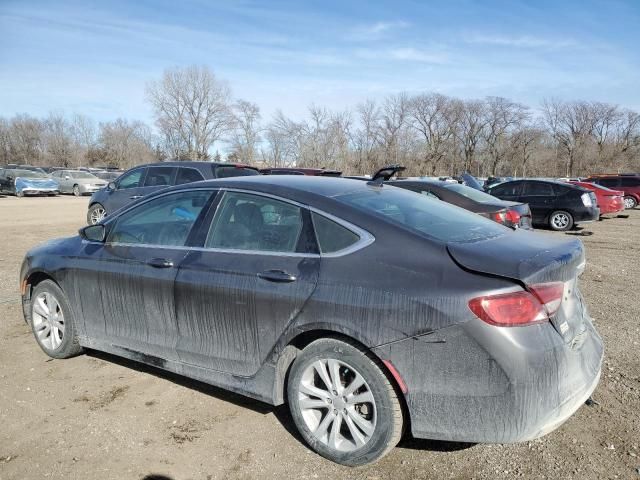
left=93, top=186, right=375, bottom=258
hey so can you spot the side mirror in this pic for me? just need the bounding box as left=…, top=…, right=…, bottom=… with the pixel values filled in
left=108, top=182, right=116, bottom=191
left=79, top=224, right=106, bottom=242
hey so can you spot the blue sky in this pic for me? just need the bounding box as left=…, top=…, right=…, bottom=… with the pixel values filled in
left=1, top=0, right=639, bottom=124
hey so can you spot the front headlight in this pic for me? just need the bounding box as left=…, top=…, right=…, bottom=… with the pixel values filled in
left=581, top=193, right=592, bottom=207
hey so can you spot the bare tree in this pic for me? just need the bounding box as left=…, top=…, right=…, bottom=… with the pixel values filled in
left=146, top=65, right=232, bottom=160
left=483, top=97, right=529, bottom=175
left=409, top=93, right=457, bottom=175
left=99, top=118, right=154, bottom=168
left=455, top=99, right=487, bottom=173
left=8, top=114, right=44, bottom=165
left=378, top=93, right=410, bottom=166
left=352, top=100, right=381, bottom=172
left=229, top=100, right=262, bottom=164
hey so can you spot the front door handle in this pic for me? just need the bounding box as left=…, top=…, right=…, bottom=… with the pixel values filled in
left=130, top=195, right=143, bottom=200
left=147, top=258, right=174, bottom=268
left=257, top=269, right=297, bottom=283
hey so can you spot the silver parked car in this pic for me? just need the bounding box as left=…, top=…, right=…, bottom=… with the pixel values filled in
left=50, top=170, right=108, bottom=196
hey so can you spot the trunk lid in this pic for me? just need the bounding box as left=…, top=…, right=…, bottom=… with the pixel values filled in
left=447, top=231, right=587, bottom=342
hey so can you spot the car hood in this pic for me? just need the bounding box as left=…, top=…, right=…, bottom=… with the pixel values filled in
left=15, top=177, right=59, bottom=190
left=446, top=230, right=584, bottom=285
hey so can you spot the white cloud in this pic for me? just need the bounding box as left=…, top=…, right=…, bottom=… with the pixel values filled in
left=349, top=20, right=410, bottom=40
left=465, top=33, right=577, bottom=49
left=356, top=47, right=447, bottom=64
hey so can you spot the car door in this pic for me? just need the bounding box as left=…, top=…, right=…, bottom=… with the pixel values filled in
left=138, top=166, right=177, bottom=196
left=59, top=171, right=73, bottom=193
left=519, top=181, right=555, bottom=224
left=81, top=189, right=215, bottom=361
left=173, top=190, right=320, bottom=376
left=103, top=167, right=147, bottom=213
left=488, top=181, right=524, bottom=202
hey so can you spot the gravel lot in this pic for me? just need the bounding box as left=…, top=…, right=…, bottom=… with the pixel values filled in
left=0, top=196, right=638, bottom=480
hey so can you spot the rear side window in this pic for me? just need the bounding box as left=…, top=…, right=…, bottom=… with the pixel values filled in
left=143, top=167, right=176, bottom=187
left=336, top=187, right=507, bottom=243
left=176, top=167, right=205, bottom=185
left=117, top=169, right=144, bottom=189
left=490, top=182, right=521, bottom=196
left=597, top=178, right=619, bottom=188
left=206, top=192, right=303, bottom=252
left=214, top=165, right=259, bottom=178
left=621, top=177, right=640, bottom=187
left=311, top=212, right=360, bottom=254
left=523, top=182, right=555, bottom=195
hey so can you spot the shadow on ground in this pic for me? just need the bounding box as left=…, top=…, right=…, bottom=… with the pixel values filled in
left=87, top=350, right=474, bottom=455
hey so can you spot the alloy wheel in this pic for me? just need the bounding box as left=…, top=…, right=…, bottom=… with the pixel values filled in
left=73, top=185, right=80, bottom=196
left=552, top=213, right=570, bottom=229
left=624, top=197, right=636, bottom=209
left=90, top=207, right=106, bottom=224
left=298, top=359, right=377, bottom=452
left=31, top=292, right=65, bottom=351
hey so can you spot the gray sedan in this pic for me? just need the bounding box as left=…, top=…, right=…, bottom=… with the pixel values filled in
left=50, top=170, right=108, bottom=196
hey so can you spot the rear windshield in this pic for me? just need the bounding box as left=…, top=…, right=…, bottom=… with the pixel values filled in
left=335, top=186, right=507, bottom=243
left=215, top=165, right=259, bottom=178
left=443, top=183, right=500, bottom=203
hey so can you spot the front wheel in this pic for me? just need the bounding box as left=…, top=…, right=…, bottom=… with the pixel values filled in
left=624, top=196, right=637, bottom=209
left=87, top=203, right=107, bottom=224
left=73, top=185, right=81, bottom=196
left=549, top=210, right=574, bottom=231
left=287, top=338, right=404, bottom=466
left=16, top=190, right=24, bottom=198
left=30, top=280, right=84, bottom=359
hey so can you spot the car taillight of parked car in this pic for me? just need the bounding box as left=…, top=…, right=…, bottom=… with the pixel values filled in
left=468, top=282, right=564, bottom=327
left=505, top=209, right=521, bottom=225
left=492, top=210, right=507, bottom=224
left=581, top=193, right=593, bottom=207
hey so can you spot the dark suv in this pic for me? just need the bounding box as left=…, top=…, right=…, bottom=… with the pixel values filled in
left=87, top=161, right=259, bottom=224
left=584, top=174, right=640, bottom=209
left=486, top=179, right=599, bottom=231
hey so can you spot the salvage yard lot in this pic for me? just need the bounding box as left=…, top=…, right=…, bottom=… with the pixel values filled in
left=0, top=196, right=638, bottom=480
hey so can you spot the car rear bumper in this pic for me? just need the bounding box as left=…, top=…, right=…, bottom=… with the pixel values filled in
left=373, top=315, right=603, bottom=443
left=573, top=206, right=600, bottom=223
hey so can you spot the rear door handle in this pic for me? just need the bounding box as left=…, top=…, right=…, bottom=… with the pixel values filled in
left=257, top=269, right=297, bottom=283
left=147, top=258, right=174, bottom=268
left=130, top=195, right=143, bottom=200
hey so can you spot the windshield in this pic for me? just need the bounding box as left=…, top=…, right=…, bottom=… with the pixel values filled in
left=444, top=183, right=501, bottom=203
left=13, top=170, right=48, bottom=179
left=70, top=171, right=98, bottom=179
left=335, top=186, right=507, bottom=243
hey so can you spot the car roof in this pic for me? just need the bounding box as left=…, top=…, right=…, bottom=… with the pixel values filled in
left=139, top=161, right=256, bottom=168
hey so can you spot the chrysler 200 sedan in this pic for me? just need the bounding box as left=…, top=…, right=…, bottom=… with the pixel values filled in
left=20, top=176, right=603, bottom=466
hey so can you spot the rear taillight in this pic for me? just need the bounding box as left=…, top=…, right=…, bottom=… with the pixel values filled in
left=581, top=193, right=593, bottom=207
left=468, top=282, right=564, bottom=327
left=492, top=210, right=507, bottom=224
left=505, top=209, right=521, bottom=225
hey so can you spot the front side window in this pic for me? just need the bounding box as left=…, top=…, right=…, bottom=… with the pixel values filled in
left=490, top=182, right=522, bottom=196
left=117, top=169, right=144, bottom=190
left=107, top=190, right=212, bottom=246
left=206, top=192, right=303, bottom=252
left=311, top=212, right=360, bottom=254
left=143, top=167, right=176, bottom=187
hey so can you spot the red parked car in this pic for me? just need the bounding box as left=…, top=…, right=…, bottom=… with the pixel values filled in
left=568, top=181, right=625, bottom=216
left=584, top=174, right=640, bottom=209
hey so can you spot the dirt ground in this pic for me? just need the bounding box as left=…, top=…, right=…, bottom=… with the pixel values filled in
left=0, top=195, right=638, bottom=480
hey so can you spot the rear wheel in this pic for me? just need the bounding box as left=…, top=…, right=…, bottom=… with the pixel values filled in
left=549, top=210, right=574, bottom=231
left=87, top=203, right=106, bottom=224
left=73, top=185, right=81, bottom=196
left=30, top=280, right=83, bottom=359
left=16, top=190, right=24, bottom=198
left=624, top=196, right=637, bottom=209
left=287, top=338, right=404, bottom=466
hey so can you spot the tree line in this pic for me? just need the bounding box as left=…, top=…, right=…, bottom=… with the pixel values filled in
left=2, top=65, right=639, bottom=177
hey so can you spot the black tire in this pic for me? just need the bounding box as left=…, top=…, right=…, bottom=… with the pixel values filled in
left=287, top=338, right=404, bottom=466
left=16, top=190, right=24, bottom=198
left=548, top=210, right=574, bottom=231
left=623, top=195, right=637, bottom=209
left=87, top=203, right=106, bottom=224
left=29, top=280, right=84, bottom=359
left=73, top=184, right=81, bottom=196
